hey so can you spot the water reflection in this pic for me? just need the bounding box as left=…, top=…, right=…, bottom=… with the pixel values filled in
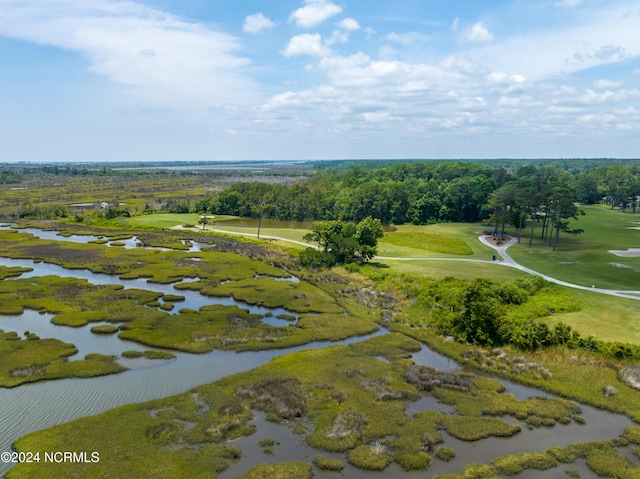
left=0, top=256, right=299, bottom=324
left=1, top=226, right=637, bottom=478
left=0, top=329, right=388, bottom=476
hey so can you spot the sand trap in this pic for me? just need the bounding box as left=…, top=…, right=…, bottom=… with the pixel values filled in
left=608, top=248, right=640, bottom=258
left=609, top=262, right=633, bottom=269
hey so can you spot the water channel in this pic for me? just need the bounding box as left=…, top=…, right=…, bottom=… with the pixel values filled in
left=0, top=228, right=638, bottom=477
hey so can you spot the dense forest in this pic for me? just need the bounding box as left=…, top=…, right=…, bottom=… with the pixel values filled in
left=191, top=162, right=639, bottom=250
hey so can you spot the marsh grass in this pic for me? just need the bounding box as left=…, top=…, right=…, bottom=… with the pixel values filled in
left=0, top=227, right=379, bottom=355
left=10, top=333, right=576, bottom=477
left=433, top=464, right=498, bottom=479
left=547, top=440, right=640, bottom=478
left=90, top=325, right=118, bottom=334
left=389, top=322, right=640, bottom=424
left=200, top=277, right=344, bottom=314
left=236, top=462, right=312, bottom=479
left=0, top=265, right=32, bottom=279
left=122, top=350, right=175, bottom=360
left=434, top=446, right=455, bottom=461
left=443, top=416, right=521, bottom=441
left=313, top=455, right=344, bottom=471
left=0, top=331, right=125, bottom=387
left=347, top=444, right=393, bottom=471
left=491, top=452, right=557, bottom=475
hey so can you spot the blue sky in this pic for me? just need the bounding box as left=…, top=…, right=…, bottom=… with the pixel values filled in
left=1, top=0, right=639, bottom=162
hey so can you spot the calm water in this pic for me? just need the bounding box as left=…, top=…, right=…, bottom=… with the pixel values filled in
left=0, top=228, right=638, bottom=477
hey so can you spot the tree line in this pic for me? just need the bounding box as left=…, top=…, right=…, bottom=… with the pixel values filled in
left=194, top=162, right=604, bottom=249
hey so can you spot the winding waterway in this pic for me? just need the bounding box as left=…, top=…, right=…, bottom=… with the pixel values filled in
left=1, top=228, right=638, bottom=477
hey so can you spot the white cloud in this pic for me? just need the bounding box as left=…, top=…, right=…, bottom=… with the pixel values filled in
left=459, top=21, right=494, bottom=43
left=386, top=32, right=431, bottom=45
left=468, top=7, right=640, bottom=82
left=593, top=79, right=622, bottom=89
left=487, top=72, right=508, bottom=83
left=289, top=0, right=342, bottom=28
left=379, top=45, right=398, bottom=58
left=282, top=33, right=331, bottom=57
left=0, top=0, right=254, bottom=109
left=326, top=30, right=349, bottom=45
left=554, top=0, right=583, bottom=6
left=337, top=18, right=360, bottom=31
left=243, top=13, right=276, bottom=34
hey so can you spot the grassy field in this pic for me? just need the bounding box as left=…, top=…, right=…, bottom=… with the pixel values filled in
left=542, top=289, right=640, bottom=343
left=129, top=214, right=500, bottom=261
left=114, top=211, right=640, bottom=343
left=508, top=206, right=640, bottom=290
left=378, top=223, right=495, bottom=259
left=125, top=213, right=207, bottom=229
left=372, top=259, right=527, bottom=282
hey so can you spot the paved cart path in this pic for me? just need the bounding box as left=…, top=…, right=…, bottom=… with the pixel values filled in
left=177, top=226, right=640, bottom=301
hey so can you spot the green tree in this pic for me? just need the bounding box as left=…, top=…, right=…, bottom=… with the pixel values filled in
left=302, top=217, right=383, bottom=266
left=454, top=278, right=504, bottom=346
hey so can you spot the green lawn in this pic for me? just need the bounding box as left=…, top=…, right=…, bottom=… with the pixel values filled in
left=374, top=260, right=527, bottom=282
left=508, top=206, right=640, bottom=290
left=542, top=289, right=640, bottom=343
left=378, top=223, right=496, bottom=259
left=125, top=213, right=222, bottom=229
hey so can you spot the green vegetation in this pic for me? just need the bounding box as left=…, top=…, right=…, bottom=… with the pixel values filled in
left=90, top=325, right=119, bottom=334
left=121, top=350, right=175, bottom=360
left=0, top=265, right=32, bottom=279
left=9, top=333, right=590, bottom=477
left=434, top=446, right=455, bottom=461
left=0, top=225, right=381, bottom=355
left=509, top=206, right=640, bottom=290
left=5, top=160, right=640, bottom=478
left=347, top=444, right=393, bottom=470
left=236, top=463, right=312, bottom=479
left=491, top=452, right=557, bottom=475
left=312, top=455, right=344, bottom=471
left=0, top=330, right=125, bottom=387
left=301, top=216, right=384, bottom=267
left=381, top=230, right=473, bottom=256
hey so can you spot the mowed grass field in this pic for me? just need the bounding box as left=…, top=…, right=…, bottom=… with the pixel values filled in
left=508, top=206, right=640, bottom=290
left=125, top=213, right=214, bottom=229
left=127, top=214, right=498, bottom=261
left=543, top=289, right=640, bottom=344
left=378, top=223, right=496, bottom=259
left=374, top=260, right=527, bottom=282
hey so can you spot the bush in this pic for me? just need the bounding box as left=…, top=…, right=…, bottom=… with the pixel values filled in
left=299, top=248, right=335, bottom=268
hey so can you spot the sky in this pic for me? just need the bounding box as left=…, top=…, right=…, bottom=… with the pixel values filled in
left=0, top=0, right=639, bottom=162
